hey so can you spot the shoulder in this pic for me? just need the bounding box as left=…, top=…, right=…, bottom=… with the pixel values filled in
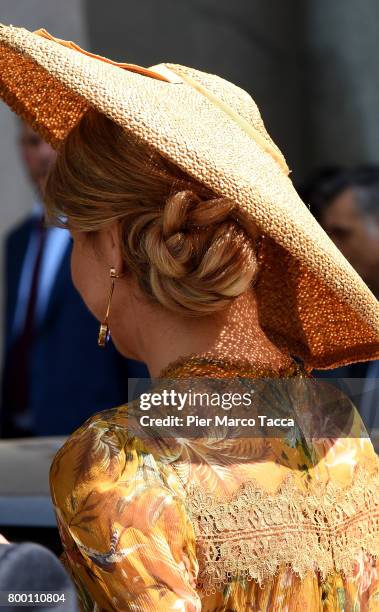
left=49, top=407, right=192, bottom=571
left=50, top=407, right=134, bottom=503
left=49, top=406, right=181, bottom=520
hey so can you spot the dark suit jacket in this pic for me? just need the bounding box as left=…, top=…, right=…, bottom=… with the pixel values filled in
left=1, top=217, right=148, bottom=437
left=0, top=542, right=78, bottom=611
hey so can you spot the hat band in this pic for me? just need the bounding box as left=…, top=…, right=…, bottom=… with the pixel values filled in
left=34, top=29, right=178, bottom=83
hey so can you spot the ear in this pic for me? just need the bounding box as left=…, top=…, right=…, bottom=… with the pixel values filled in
left=100, top=221, right=125, bottom=275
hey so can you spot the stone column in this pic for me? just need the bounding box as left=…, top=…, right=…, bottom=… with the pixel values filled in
left=305, top=0, right=379, bottom=169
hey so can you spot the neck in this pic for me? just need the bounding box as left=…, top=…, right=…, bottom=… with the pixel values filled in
left=123, top=290, right=291, bottom=378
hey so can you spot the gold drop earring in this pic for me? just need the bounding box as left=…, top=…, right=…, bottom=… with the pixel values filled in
left=98, top=267, right=121, bottom=347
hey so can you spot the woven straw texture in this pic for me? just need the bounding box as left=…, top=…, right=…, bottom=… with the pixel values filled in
left=0, top=24, right=378, bottom=369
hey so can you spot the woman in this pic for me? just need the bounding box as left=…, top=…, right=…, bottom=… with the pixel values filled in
left=0, top=25, right=378, bottom=611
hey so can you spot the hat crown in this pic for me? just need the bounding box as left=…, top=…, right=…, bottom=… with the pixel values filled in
left=165, top=63, right=286, bottom=171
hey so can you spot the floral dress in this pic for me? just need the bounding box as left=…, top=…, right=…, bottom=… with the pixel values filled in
left=50, top=357, right=379, bottom=611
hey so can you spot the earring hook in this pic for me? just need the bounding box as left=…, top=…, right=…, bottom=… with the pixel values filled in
left=98, top=267, right=121, bottom=347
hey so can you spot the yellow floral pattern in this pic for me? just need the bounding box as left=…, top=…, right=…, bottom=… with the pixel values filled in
left=50, top=362, right=379, bottom=611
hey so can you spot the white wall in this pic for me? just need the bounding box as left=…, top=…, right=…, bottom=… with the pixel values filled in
left=0, top=0, right=88, bottom=371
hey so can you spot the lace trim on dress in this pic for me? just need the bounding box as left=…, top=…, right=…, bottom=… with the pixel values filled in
left=186, top=463, right=379, bottom=595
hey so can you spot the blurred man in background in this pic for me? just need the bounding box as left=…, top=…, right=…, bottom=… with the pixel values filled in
left=300, top=166, right=379, bottom=432
left=301, top=166, right=379, bottom=298
left=0, top=123, right=148, bottom=438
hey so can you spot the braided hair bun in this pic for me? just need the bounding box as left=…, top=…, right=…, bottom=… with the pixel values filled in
left=124, top=190, right=258, bottom=315
left=45, top=110, right=259, bottom=316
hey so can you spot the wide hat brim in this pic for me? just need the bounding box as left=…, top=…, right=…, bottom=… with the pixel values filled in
left=0, top=24, right=378, bottom=370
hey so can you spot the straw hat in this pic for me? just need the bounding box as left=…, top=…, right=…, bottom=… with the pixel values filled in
left=0, top=24, right=378, bottom=370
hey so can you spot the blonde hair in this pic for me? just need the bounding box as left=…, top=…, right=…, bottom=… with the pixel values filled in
left=45, top=111, right=259, bottom=316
